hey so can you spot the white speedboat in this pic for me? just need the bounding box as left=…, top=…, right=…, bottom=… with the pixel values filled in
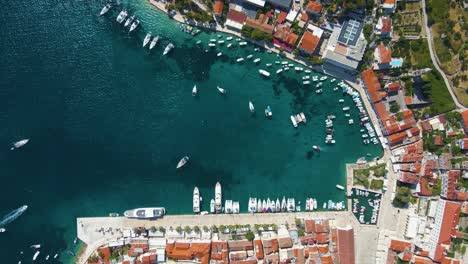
left=249, top=101, right=255, bottom=113
left=99, top=3, right=111, bottom=16
left=336, top=185, right=345, bottom=190
left=287, top=198, right=295, bottom=212
left=232, top=201, right=239, bottom=214
left=129, top=20, right=139, bottom=32
left=45, top=255, right=50, bottom=260
left=124, top=15, right=134, bottom=27
left=226, top=36, right=233, bottom=41
left=33, top=251, right=40, bottom=261
left=142, top=32, right=152, bottom=48
left=11, top=139, right=29, bottom=150
left=210, top=199, right=215, bottom=213
left=116, top=10, right=128, bottom=23
left=247, top=54, right=253, bottom=59
left=276, top=198, right=280, bottom=212
left=306, top=198, right=311, bottom=211
left=208, top=43, right=216, bottom=47
left=225, top=200, right=233, bottom=214
left=257, top=199, right=262, bottom=213
left=253, top=58, right=261, bottom=63
left=276, top=68, right=283, bottom=74
left=265, top=106, right=272, bottom=117
left=30, top=244, right=41, bottom=249
left=248, top=197, right=257, bottom=213
left=236, top=58, right=244, bottom=63
left=215, top=182, right=222, bottom=212
left=0, top=228, right=5, bottom=233
left=313, top=199, right=318, bottom=210
left=227, top=43, right=232, bottom=48
left=54, top=253, right=59, bottom=259
left=149, top=36, right=160, bottom=50
left=305, top=70, right=311, bottom=73
left=216, top=86, right=226, bottom=95
left=259, top=69, right=270, bottom=77
left=163, top=43, right=174, bottom=55
left=239, top=41, right=247, bottom=46
left=266, top=63, right=272, bottom=67
left=176, top=156, right=189, bottom=169
left=338, top=99, right=344, bottom=103
left=281, top=197, right=287, bottom=212
left=124, top=207, right=165, bottom=219
left=217, top=52, right=222, bottom=57
left=192, top=85, right=197, bottom=96
left=193, top=187, right=200, bottom=213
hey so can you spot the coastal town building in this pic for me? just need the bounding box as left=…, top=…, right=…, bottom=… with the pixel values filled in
left=266, top=0, right=292, bottom=10
left=225, top=9, right=246, bottom=31
left=381, top=0, right=397, bottom=13
left=245, top=0, right=266, bottom=8
left=213, top=1, right=224, bottom=18
left=322, top=19, right=367, bottom=72
left=375, top=16, right=392, bottom=38
left=305, top=1, right=323, bottom=18
left=374, top=44, right=392, bottom=69
left=274, top=24, right=299, bottom=51
left=298, top=24, right=323, bottom=55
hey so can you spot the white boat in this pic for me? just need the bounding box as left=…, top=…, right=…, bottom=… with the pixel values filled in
left=54, top=254, right=58, bottom=259
left=149, top=36, right=159, bottom=50
left=11, top=139, right=29, bottom=150
left=116, top=10, right=128, bottom=23
left=239, top=41, right=247, bottom=46
left=210, top=39, right=216, bottom=42
left=253, top=58, right=261, bottom=63
left=247, top=54, right=253, bottom=59
left=295, top=67, right=303, bottom=71
left=287, top=198, right=295, bottom=212
left=176, top=156, right=189, bottom=169
left=320, top=76, right=328, bottom=81
left=196, top=40, right=202, bottom=45
left=129, top=20, right=139, bottom=33
left=257, top=199, right=262, bottom=213
left=281, top=61, right=288, bottom=65
left=45, top=255, right=49, bottom=260
left=232, top=201, right=240, bottom=214
left=200, top=211, right=208, bottom=215
left=217, top=52, right=222, bottom=57
left=236, top=58, right=244, bottom=62
left=339, top=99, right=344, bottom=103
left=302, top=76, right=310, bottom=80
left=227, top=43, right=232, bottom=48
left=343, top=107, right=350, bottom=111
left=336, top=185, right=345, bottom=190
left=315, top=89, right=322, bottom=94
left=218, top=40, right=224, bottom=44
left=262, top=199, right=267, bottom=212
left=124, top=15, right=134, bottom=27
left=192, top=85, right=197, bottom=96
left=284, top=67, right=289, bottom=71
left=290, top=116, right=298, bottom=128
left=225, top=200, right=233, bottom=214
left=33, top=251, right=40, bottom=261
left=193, top=187, right=200, bottom=213
left=303, top=80, right=310, bottom=85
left=217, top=86, right=226, bottom=94
left=276, top=68, right=283, bottom=74
left=266, top=63, right=272, bottom=67
left=275, top=198, right=280, bottom=212
left=254, top=48, right=260, bottom=51
left=248, top=197, right=257, bottom=213
left=74, top=237, right=78, bottom=244
left=163, top=43, right=174, bottom=55
left=208, top=43, right=216, bottom=47
left=281, top=197, right=287, bottom=212
left=313, top=145, right=320, bottom=151
left=313, top=199, right=318, bottom=210
left=124, top=207, right=165, bottom=219
left=305, top=70, right=311, bottom=73
left=306, top=198, right=310, bottom=211
left=300, top=113, right=306, bottom=123
left=215, top=182, right=222, bottom=212
left=210, top=199, right=215, bottom=213
left=266, top=198, right=272, bottom=213
left=265, top=106, right=272, bottom=117
left=226, top=36, right=233, bottom=41
left=142, top=32, right=151, bottom=48
left=0, top=228, right=5, bottom=232
left=30, top=244, right=41, bottom=249
left=249, top=101, right=255, bottom=113
left=99, top=4, right=111, bottom=16
left=259, top=69, right=270, bottom=77
left=349, top=119, right=354, bottom=125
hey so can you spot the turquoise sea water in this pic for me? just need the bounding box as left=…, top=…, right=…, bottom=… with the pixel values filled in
left=0, top=0, right=382, bottom=262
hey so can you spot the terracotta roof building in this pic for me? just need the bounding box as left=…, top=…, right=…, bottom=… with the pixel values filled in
left=298, top=24, right=323, bottom=55
left=274, top=24, right=299, bottom=48
left=376, top=16, right=392, bottom=37
left=362, top=69, right=385, bottom=103
left=441, top=170, right=468, bottom=201
left=305, top=1, right=322, bottom=16
left=245, top=15, right=274, bottom=34
left=213, top=1, right=224, bottom=16
left=225, top=9, right=246, bottom=31
left=332, top=226, right=355, bottom=264
left=229, top=240, right=253, bottom=251
left=461, top=110, right=468, bottom=132
left=374, top=44, right=392, bottom=69
left=387, top=81, right=400, bottom=94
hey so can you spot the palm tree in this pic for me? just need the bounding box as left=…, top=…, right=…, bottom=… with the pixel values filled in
left=176, top=226, right=183, bottom=234
left=202, top=225, right=209, bottom=232
left=184, top=226, right=192, bottom=234
left=159, top=226, right=166, bottom=233
left=211, top=225, right=218, bottom=232
left=150, top=226, right=157, bottom=233
left=193, top=226, right=200, bottom=233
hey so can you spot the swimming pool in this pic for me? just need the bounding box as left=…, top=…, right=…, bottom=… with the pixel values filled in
left=391, top=58, right=403, bottom=68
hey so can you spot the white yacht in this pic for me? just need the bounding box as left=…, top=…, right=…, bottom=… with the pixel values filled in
left=149, top=36, right=160, bottom=50
left=124, top=207, right=165, bottom=219
left=259, top=69, right=270, bottom=77
left=116, top=10, right=128, bottom=23
left=11, top=139, right=29, bottom=150
left=163, top=43, right=174, bottom=55
left=287, top=198, right=295, bottom=212
left=129, top=20, right=139, bottom=33
left=248, top=197, right=257, bottom=213
left=225, top=200, right=233, bottom=214
left=266, top=198, right=272, bottom=213
left=33, top=251, right=40, bottom=261
left=176, top=156, right=189, bottom=169
left=249, top=101, right=255, bottom=113
left=215, top=182, right=222, bottom=212
left=210, top=199, right=215, bottom=213
left=193, top=187, right=200, bottom=213
left=281, top=197, right=287, bottom=212
left=253, top=58, right=261, bottom=63
left=124, top=15, right=134, bottom=27
left=232, top=201, right=239, bottom=214
left=99, top=3, right=111, bottom=16
left=30, top=244, right=41, bottom=249
left=217, top=86, right=226, bottom=94
left=257, top=199, right=262, bottom=213
left=275, top=198, right=280, bottom=212
left=142, top=32, right=152, bottom=48
left=192, top=85, right=197, bottom=96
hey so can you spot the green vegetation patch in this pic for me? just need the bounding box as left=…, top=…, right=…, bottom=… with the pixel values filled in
left=241, top=25, right=273, bottom=42
left=393, top=184, right=413, bottom=207
left=370, top=179, right=384, bottom=190
left=421, top=71, right=455, bottom=115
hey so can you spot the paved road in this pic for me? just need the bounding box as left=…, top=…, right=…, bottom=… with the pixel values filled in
left=420, top=0, right=467, bottom=110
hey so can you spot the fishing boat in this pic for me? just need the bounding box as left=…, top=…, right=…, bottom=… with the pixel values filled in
left=124, top=15, right=134, bottom=27
left=275, top=198, right=280, bottom=212
left=163, top=43, right=174, bottom=55
left=253, top=58, right=261, bottom=63
left=210, top=199, right=215, bottom=213
left=259, top=69, right=270, bottom=77
left=124, top=207, right=165, bottom=219
left=256, top=199, right=262, bottom=213
left=116, top=10, right=128, bottom=23
left=129, top=20, right=139, bottom=32
left=176, top=156, right=189, bottom=169
left=262, top=199, right=267, bottom=213
left=225, top=200, right=233, bottom=214
left=192, top=85, right=197, bottom=96
left=254, top=47, right=260, bottom=51
left=11, top=139, right=29, bottom=150
left=284, top=67, right=290, bottom=71
left=232, top=201, right=240, bottom=214
left=33, top=251, right=40, bottom=261
left=302, top=76, right=310, bottom=80
left=215, top=182, right=222, bottom=212
left=281, top=197, right=287, bottom=212
left=149, top=36, right=160, bottom=50
left=312, top=145, right=320, bottom=151
left=196, top=40, right=202, bottom=45
left=315, top=89, right=322, bottom=94
left=320, top=76, right=328, bottom=81
left=336, top=185, right=345, bottom=190
left=216, top=86, right=226, bottom=94
left=142, top=32, right=151, bottom=48
left=99, top=3, right=111, bottom=16
left=249, top=101, right=255, bottom=113
left=265, top=106, right=272, bottom=117
left=193, top=187, right=200, bottom=213
left=30, top=244, right=41, bottom=249
left=287, top=198, right=295, bottom=212
left=248, top=197, right=257, bottom=213
left=327, top=115, right=336, bottom=120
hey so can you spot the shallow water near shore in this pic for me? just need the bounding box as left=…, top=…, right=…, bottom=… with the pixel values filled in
left=0, top=0, right=382, bottom=263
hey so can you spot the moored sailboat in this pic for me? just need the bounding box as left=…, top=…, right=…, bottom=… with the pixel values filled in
left=192, top=85, right=197, bottom=96
left=149, top=36, right=160, bottom=50
left=142, top=32, right=152, bottom=48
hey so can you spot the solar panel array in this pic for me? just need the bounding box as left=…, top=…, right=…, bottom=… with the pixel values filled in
left=337, top=19, right=363, bottom=47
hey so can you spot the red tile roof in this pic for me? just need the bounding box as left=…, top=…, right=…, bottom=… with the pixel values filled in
left=245, top=17, right=274, bottom=34
left=438, top=201, right=461, bottom=245
left=306, top=1, right=323, bottom=14
left=399, top=171, right=419, bottom=184
left=334, top=227, right=355, bottom=264
left=227, top=9, right=246, bottom=24
left=462, top=110, right=468, bottom=131
left=211, top=241, right=229, bottom=261
left=389, top=239, right=412, bottom=252
left=381, top=17, right=392, bottom=34
left=362, top=69, right=384, bottom=103
left=254, top=240, right=264, bottom=259
left=278, top=237, right=293, bottom=248
left=414, top=256, right=434, bottom=264
left=434, top=135, right=443, bottom=146
left=299, top=31, right=320, bottom=53
left=441, top=257, right=461, bottom=264
left=274, top=24, right=299, bottom=46
left=378, top=44, right=392, bottom=64
left=387, top=81, right=400, bottom=93
left=277, top=12, right=287, bottom=24
left=228, top=240, right=253, bottom=251
left=213, top=1, right=224, bottom=15
left=388, top=132, right=408, bottom=146
left=301, top=12, right=309, bottom=21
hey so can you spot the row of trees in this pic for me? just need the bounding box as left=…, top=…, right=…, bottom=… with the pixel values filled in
left=241, top=26, right=273, bottom=42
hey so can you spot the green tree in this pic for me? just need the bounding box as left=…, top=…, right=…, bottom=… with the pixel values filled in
left=389, top=102, right=400, bottom=113
left=211, top=225, right=218, bottom=232
left=98, top=251, right=105, bottom=259
left=150, top=226, right=157, bottom=233
left=184, top=226, right=192, bottom=233
left=245, top=231, right=255, bottom=241
left=88, top=255, right=99, bottom=263
left=193, top=226, right=200, bottom=233
left=176, top=226, right=183, bottom=233
left=159, top=226, right=166, bottom=233
left=202, top=225, right=209, bottom=232
left=298, top=229, right=305, bottom=236
left=392, top=186, right=412, bottom=207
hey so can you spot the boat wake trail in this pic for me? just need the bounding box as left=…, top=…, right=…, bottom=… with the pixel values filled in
left=0, top=205, right=28, bottom=226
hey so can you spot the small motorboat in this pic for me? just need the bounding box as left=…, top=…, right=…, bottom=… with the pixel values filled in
left=217, top=52, right=222, bottom=57
left=129, top=20, right=140, bottom=33
left=45, top=255, right=50, bottom=260
left=336, top=184, right=345, bottom=190
left=33, top=251, right=40, bottom=261
left=109, top=213, right=119, bottom=217
left=249, top=101, right=255, bottom=113
left=265, top=106, right=272, bottom=117
left=248, top=197, right=257, bottom=213
left=217, top=86, right=226, bottom=95
left=30, top=244, right=41, bottom=249
left=54, top=253, right=59, bottom=259
left=11, top=139, right=29, bottom=150
left=163, top=43, right=174, bottom=56
left=0, top=228, right=5, bottom=233
left=142, top=32, right=152, bottom=48
left=73, top=237, right=78, bottom=244
left=176, top=156, right=189, bottom=169
left=312, top=145, right=320, bottom=151
left=192, top=85, right=197, bottom=96
left=210, top=199, right=215, bottom=213
left=99, top=3, right=111, bottom=16
left=149, top=36, right=160, bottom=50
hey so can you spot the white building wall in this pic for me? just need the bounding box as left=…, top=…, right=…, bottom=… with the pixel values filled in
left=428, top=199, right=446, bottom=259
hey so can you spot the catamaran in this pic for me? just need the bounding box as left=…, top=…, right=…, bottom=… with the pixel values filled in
left=99, top=3, right=111, bottom=16
left=116, top=10, right=128, bottom=23
left=216, top=86, right=226, bottom=94
left=249, top=101, right=255, bottom=113
left=163, top=43, right=174, bottom=55
left=142, top=32, right=151, bottom=48
left=11, top=139, right=29, bottom=150
left=215, top=182, right=222, bottom=212
left=176, top=156, right=189, bottom=169
left=149, top=36, right=159, bottom=50
left=192, top=85, right=197, bottom=96
left=129, top=20, right=139, bottom=32
left=193, top=187, right=200, bottom=213
left=124, top=15, right=134, bottom=27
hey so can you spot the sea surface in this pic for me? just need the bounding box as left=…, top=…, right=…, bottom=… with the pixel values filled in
left=0, top=0, right=382, bottom=263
